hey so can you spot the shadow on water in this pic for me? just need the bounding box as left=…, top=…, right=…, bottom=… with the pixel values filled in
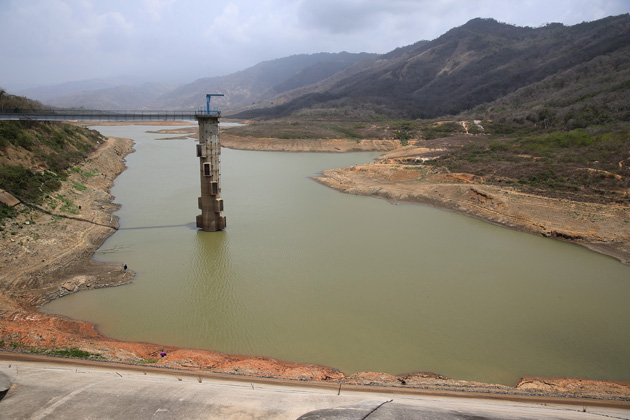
left=118, top=223, right=199, bottom=231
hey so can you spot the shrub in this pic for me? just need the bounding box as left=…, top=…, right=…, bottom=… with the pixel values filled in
left=0, top=202, right=17, bottom=221
left=0, top=165, right=62, bottom=203
left=422, top=122, right=466, bottom=139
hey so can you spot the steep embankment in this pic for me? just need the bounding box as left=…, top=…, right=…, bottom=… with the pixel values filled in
left=0, top=136, right=134, bottom=309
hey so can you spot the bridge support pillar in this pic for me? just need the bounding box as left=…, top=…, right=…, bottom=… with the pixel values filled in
left=195, top=115, right=226, bottom=231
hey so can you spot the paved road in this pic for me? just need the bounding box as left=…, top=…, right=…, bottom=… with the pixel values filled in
left=1, top=358, right=628, bottom=419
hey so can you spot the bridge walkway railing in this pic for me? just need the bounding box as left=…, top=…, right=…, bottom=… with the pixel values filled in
left=0, top=109, right=221, bottom=121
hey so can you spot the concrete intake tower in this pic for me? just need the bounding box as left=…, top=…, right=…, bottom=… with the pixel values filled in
left=196, top=114, right=226, bottom=231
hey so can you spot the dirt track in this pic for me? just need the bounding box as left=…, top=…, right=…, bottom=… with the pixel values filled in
left=0, top=133, right=629, bottom=402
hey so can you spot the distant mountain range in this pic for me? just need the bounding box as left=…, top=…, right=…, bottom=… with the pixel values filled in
left=236, top=15, right=630, bottom=120
left=16, top=15, right=630, bottom=122
left=147, top=52, right=376, bottom=111
left=18, top=52, right=376, bottom=112
left=41, top=82, right=180, bottom=110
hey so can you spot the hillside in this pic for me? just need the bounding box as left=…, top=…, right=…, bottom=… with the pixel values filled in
left=459, top=45, right=630, bottom=131
left=19, top=15, right=630, bottom=121
left=234, top=15, right=630, bottom=121
left=22, top=52, right=374, bottom=111
left=146, top=52, right=375, bottom=111
left=0, top=119, right=103, bottom=218
left=44, top=82, right=179, bottom=110
left=0, top=91, right=104, bottom=220
left=17, top=78, right=139, bottom=103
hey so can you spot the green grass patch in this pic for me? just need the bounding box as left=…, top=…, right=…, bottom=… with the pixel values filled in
left=223, top=118, right=392, bottom=140
left=71, top=180, right=87, bottom=191
left=422, top=122, right=466, bottom=139
left=48, top=347, right=98, bottom=358
left=0, top=202, right=17, bottom=222
left=69, top=167, right=100, bottom=178
left=326, top=125, right=361, bottom=140
left=83, top=168, right=99, bottom=177
left=0, top=341, right=103, bottom=359
left=0, top=166, right=62, bottom=204
left=55, top=194, right=79, bottom=214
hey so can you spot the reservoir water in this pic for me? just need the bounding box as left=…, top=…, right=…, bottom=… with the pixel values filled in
left=43, top=125, right=630, bottom=385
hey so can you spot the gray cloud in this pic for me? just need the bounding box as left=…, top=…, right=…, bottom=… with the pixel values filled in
left=1, top=0, right=628, bottom=90
left=297, top=0, right=457, bottom=35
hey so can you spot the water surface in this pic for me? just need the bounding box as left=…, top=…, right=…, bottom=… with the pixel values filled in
left=44, top=125, right=630, bottom=385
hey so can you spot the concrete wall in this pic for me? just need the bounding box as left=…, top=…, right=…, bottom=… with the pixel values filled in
left=196, top=115, right=226, bottom=231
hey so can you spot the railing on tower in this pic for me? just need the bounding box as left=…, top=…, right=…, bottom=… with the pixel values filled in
left=195, top=93, right=224, bottom=117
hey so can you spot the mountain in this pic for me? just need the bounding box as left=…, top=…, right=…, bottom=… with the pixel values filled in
left=146, top=52, right=376, bottom=111
left=16, top=79, right=120, bottom=103
left=26, top=52, right=375, bottom=111
left=459, top=41, right=630, bottom=130
left=16, top=15, right=630, bottom=122
left=43, top=82, right=179, bottom=110
left=16, top=76, right=155, bottom=104
left=234, top=15, right=630, bottom=120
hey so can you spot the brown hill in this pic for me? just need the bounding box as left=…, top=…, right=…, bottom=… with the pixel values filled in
left=234, top=15, right=630, bottom=121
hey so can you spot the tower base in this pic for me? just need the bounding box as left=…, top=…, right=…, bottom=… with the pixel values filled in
left=196, top=213, right=226, bottom=232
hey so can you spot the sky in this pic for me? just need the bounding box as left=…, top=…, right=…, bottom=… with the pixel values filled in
left=1, top=0, right=629, bottom=91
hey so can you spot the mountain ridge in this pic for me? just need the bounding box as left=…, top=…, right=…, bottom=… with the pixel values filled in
left=146, top=52, right=376, bottom=111
left=10, top=14, right=630, bottom=124
left=232, top=15, right=630, bottom=121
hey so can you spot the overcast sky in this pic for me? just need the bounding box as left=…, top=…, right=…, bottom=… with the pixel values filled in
left=1, top=0, right=629, bottom=90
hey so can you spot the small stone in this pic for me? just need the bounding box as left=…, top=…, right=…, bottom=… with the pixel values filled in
left=61, top=281, right=76, bottom=292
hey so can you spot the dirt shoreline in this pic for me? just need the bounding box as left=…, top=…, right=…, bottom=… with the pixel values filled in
left=1, top=134, right=628, bottom=402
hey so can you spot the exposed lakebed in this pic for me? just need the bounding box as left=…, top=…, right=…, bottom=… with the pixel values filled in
left=43, top=125, right=630, bottom=385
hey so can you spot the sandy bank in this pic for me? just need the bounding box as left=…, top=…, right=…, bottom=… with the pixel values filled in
left=220, top=133, right=401, bottom=152
left=131, top=127, right=403, bottom=152
left=0, top=135, right=628, bottom=402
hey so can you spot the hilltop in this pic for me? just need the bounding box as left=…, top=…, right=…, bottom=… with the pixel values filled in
left=234, top=15, right=630, bottom=122
left=19, top=14, right=630, bottom=126
left=21, top=52, right=376, bottom=112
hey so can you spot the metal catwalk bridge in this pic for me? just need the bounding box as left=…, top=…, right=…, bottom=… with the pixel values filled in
left=0, top=109, right=220, bottom=121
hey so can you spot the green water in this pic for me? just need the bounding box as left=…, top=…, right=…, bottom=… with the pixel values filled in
left=43, top=125, right=630, bottom=385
